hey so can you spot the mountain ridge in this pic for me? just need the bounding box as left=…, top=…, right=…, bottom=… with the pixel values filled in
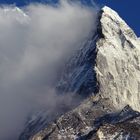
left=96, top=6, right=140, bottom=111
left=19, top=6, right=140, bottom=140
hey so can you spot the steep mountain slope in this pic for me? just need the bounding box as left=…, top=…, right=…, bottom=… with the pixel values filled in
left=19, top=22, right=99, bottom=140
left=96, top=6, right=140, bottom=111
left=19, top=6, right=140, bottom=140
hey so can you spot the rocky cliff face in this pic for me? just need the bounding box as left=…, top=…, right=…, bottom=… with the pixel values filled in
left=96, top=6, right=140, bottom=111
left=19, top=6, right=140, bottom=140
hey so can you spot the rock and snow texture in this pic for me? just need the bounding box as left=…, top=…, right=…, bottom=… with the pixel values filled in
left=20, top=6, right=140, bottom=140
left=96, top=6, right=140, bottom=111
left=26, top=99, right=140, bottom=140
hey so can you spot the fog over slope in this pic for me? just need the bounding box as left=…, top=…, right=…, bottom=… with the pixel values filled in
left=0, top=1, right=98, bottom=139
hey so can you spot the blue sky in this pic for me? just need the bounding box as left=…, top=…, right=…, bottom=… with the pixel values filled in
left=0, top=0, right=139, bottom=36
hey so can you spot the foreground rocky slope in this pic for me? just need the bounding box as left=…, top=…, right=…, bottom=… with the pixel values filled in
left=30, top=102, right=140, bottom=140
left=20, top=6, right=140, bottom=140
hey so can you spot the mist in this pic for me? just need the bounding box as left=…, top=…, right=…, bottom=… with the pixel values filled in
left=0, top=1, right=98, bottom=139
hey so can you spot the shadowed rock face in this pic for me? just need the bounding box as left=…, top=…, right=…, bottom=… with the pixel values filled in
left=19, top=6, right=140, bottom=140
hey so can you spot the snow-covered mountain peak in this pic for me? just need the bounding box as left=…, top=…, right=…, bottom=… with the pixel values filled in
left=3, top=7, right=27, bottom=17
left=96, top=6, right=140, bottom=112
left=2, top=7, right=29, bottom=23
left=19, top=6, right=140, bottom=140
left=4, top=7, right=27, bottom=16
left=101, top=6, right=137, bottom=39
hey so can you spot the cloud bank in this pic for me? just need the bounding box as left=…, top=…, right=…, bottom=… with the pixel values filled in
left=0, top=1, right=98, bottom=139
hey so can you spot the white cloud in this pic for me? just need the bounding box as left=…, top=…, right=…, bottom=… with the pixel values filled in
left=0, top=1, right=98, bottom=139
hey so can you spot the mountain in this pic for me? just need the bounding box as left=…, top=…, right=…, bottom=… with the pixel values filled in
left=19, top=6, right=140, bottom=140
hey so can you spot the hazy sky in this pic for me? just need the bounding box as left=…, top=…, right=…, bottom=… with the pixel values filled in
left=0, top=0, right=139, bottom=36
left=0, top=1, right=98, bottom=139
